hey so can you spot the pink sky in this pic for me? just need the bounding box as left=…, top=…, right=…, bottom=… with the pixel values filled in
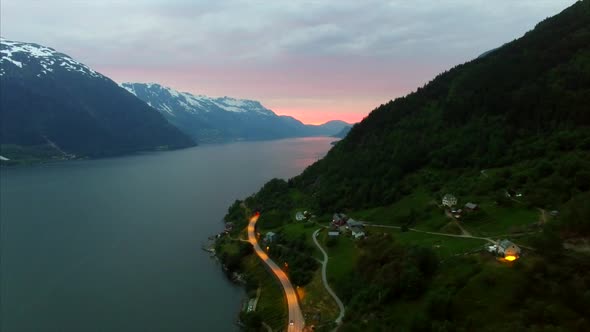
left=96, top=58, right=444, bottom=124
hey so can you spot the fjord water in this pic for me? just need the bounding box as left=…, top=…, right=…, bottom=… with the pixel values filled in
left=0, top=137, right=333, bottom=332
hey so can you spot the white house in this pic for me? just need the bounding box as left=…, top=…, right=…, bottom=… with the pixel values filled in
left=295, top=212, right=305, bottom=221
left=442, top=194, right=458, bottom=207
left=497, top=239, right=521, bottom=258
left=351, top=226, right=365, bottom=239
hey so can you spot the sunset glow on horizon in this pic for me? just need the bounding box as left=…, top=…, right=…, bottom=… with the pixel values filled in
left=2, top=0, right=576, bottom=125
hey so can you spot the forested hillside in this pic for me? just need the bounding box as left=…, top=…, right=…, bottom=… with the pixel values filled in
left=293, top=0, right=589, bottom=216
left=227, top=2, right=590, bottom=331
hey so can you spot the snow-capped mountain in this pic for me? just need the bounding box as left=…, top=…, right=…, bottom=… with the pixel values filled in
left=0, top=37, right=103, bottom=79
left=121, top=83, right=275, bottom=117
left=121, top=82, right=351, bottom=143
left=0, top=38, right=194, bottom=162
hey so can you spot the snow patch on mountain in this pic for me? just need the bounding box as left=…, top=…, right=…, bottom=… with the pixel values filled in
left=121, top=82, right=275, bottom=116
left=0, top=37, right=103, bottom=78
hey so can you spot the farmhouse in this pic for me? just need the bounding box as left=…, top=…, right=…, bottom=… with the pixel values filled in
left=351, top=226, right=365, bottom=239
left=332, top=213, right=348, bottom=226
left=442, top=194, right=458, bottom=207
left=498, top=239, right=521, bottom=260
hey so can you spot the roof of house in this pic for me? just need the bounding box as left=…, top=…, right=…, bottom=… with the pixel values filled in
left=498, top=239, right=516, bottom=249
left=465, top=202, right=478, bottom=209
left=347, top=219, right=364, bottom=227
left=328, top=231, right=340, bottom=236
left=443, top=194, right=456, bottom=200
left=333, top=213, right=347, bottom=220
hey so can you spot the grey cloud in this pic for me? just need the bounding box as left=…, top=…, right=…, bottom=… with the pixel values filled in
left=1, top=0, right=576, bottom=67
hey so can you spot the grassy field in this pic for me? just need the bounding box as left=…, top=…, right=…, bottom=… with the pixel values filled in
left=299, top=269, right=339, bottom=328
left=348, top=189, right=434, bottom=224
left=461, top=203, right=539, bottom=237
left=323, top=231, right=359, bottom=285
left=270, top=221, right=323, bottom=259
left=242, top=255, right=287, bottom=330
left=367, top=226, right=489, bottom=259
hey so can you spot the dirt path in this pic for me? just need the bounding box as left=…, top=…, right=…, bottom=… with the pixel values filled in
left=312, top=229, right=346, bottom=325
left=444, top=210, right=473, bottom=237
left=365, top=223, right=496, bottom=244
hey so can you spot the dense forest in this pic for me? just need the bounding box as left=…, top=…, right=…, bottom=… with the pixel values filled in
left=292, top=0, right=589, bottom=224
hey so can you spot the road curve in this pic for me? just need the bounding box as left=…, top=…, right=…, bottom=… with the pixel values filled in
left=248, top=214, right=305, bottom=332
left=312, top=229, right=346, bottom=325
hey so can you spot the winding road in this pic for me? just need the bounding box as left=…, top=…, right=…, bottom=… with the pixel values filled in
left=312, top=229, right=346, bottom=325
left=247, top=214, right=305, bottom=331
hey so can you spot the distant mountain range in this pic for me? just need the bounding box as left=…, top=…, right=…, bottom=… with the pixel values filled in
left=0, top=38, right=195, bottom=162
left=0, top=38, right=351, bottom=163
left=121, top=82, right=351, bottom=143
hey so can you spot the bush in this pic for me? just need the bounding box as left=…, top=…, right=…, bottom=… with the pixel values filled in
left=239, top=311, right=262, bottom=330
left=427, top=289, right=453, bottom=321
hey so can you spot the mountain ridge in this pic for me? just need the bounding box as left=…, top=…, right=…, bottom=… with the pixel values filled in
left=0, top=38, right=195, bottom=163
left=121, top=82, right=351, bottom=143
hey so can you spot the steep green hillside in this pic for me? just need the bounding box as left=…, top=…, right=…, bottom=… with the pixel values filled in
left=226, top=2, right=590, bottom=331
left=293, top=0, right=589, bottom=215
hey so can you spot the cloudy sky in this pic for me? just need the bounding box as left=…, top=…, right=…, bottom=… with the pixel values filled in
left=1, top=0, right=577, bottom=124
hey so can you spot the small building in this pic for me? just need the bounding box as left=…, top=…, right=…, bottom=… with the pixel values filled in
left=464, top=202, right=479, bottom=211
left=347, top=219, right=364, bottom=228
left=295, top=212, right=305, bottom=221
left=224, top=222, right=234, bottom=232
left=442, top=194, right=458, bottom=207
left=550, top=210, right=559, bottom=217
left=332, top=213, right=348, bottom=226
left=351, top=226, right=365, bottom=239
left=486, top=244, right=498, bottom=253
left=328, top=231, right=340, bottom=237
left=497, top=239, right=521, bottom=259
left=264, top=232, right=277, bottom=243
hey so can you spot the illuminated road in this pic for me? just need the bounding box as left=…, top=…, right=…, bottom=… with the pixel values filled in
left=247, top=214, right=305, bottom=332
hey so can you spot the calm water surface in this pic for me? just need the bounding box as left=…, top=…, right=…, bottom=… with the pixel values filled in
left=0, top=137, right=334, bottom=332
